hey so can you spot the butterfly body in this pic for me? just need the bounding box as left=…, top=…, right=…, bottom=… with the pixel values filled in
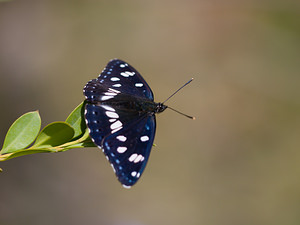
left=83, top=59, right=167, bottom=188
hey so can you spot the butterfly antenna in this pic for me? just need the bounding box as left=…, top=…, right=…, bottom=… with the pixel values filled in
left=162, top=78, right=194, bottom=104
left=167, top=106, right=195, bottom=120
left=162, top=78, right=195, bottom=120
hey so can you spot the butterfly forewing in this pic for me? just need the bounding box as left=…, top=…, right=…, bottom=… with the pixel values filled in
left=84, top=59, right=158, bottom=188
left=96, top=59, right=154, bottom=100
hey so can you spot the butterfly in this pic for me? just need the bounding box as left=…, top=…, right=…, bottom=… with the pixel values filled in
left=83, top=59, right=193, bottom=188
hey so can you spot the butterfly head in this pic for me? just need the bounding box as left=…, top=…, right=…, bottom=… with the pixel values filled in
left=156, top=102, right=168, bottom=114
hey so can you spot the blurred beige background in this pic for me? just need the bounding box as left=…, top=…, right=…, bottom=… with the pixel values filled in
left=0, top=0, right=300, bottom=225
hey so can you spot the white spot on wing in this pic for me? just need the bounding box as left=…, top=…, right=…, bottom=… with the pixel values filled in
left=135, top=83, right=143, bottom=87
left=120, top=72, right=129, bottom=77
left=109, top=119, right=116, bottom=123
left=106, top=111, right=119, bottom=118
left=101, top=105, right=115, bottom=111
left=123, top=184, right=131, bottom=189
left=134, top=154, right=144, bottom=163
left=131, top=171, right=137, bottom=177
left=116, top=135, right=127, bottom=142
left=112, top=84, right=122, bottom=87
left=140, top=135, right=149, bottom=142
left=117, top=146, right=127, bottom=153
left=111, top=77, right=120, bottom=81
left=125, top=71, right=135, bottom=76
left=101, top=96, right=114, bottom=101
left=110, top=120, right=122, bottom=130
left=120, top=71, right=135, bottom=77
left=128, top=153, right=138, bottom=162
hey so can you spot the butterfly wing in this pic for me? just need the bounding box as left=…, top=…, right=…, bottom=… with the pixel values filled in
left=102, top=114, right=156, bottom=187
left=84, top=102, right=156, bottom=188
left=94, top=59, right=154, bottom=100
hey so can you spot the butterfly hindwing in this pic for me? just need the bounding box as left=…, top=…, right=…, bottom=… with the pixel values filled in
left=85, top=102, right=156, bottom=187
left=102, top=114, right=156, bottom=187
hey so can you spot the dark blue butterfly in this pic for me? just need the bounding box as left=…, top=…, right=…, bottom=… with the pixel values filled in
left=83, top=59, right=167, bottom=188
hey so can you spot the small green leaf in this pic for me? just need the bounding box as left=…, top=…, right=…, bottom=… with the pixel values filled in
left=54, top=128, right=95, bottom=151
left=1, top=111, right=41, bottom=154
left=32, top=122, right=75, bottom=148
left=65, top=101, right=86, bottom=138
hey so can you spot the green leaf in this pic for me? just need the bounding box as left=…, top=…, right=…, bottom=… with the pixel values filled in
left=53, top=128, right=95, bottom=151
left=32, top=122, right=75, bottom=148
left=65, top=101, right=86, bottom=139
left=0, top=111, right=41, bottom=154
